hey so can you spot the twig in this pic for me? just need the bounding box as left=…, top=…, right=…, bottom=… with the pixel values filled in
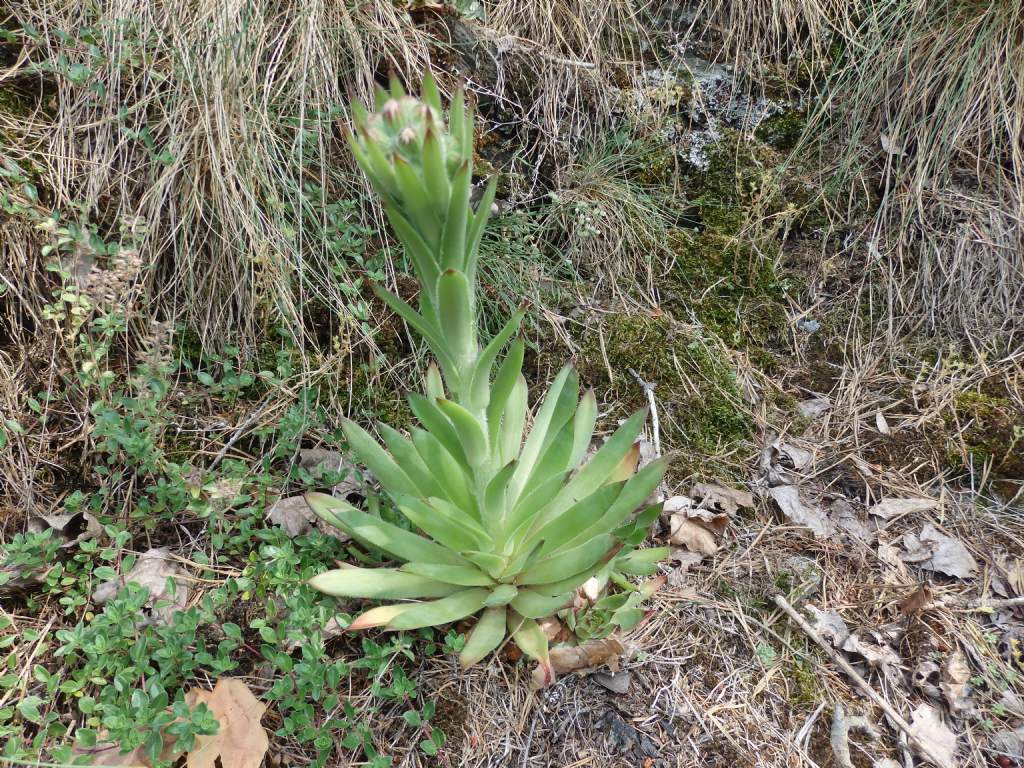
left=520, top=713, right=538, bottom=768
left=207, top=393, right=275, bottom=471
left=628, top=368, right=660, bottom=458
left=773, top=595, right=952, bottom=768
left=831, top=700, right=880, bottom=768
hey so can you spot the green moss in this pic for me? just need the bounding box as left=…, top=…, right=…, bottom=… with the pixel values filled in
left=788, top=659, right=823, bottom=707
left=754, top=109, right=807, bottom=152
left=945, top=390, right=1024, bottom=481
left=662, top=228, right=789, bottom=357
left=684, top=128, right=786, bottom=234
left=577, top=312, right=751, bottom=462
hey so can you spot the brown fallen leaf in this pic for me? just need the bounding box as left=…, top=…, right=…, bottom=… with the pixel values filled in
left=92, top=548, right=190, bottom=625
left=898, top=583, right=934, bottom=617
left=185, top=678, right=268, bottom=768
left=533, top=635, right=626, bottom=688
left=665, top=495, right=729, bottom=556
left=940, top=650, right=973, bottom=717
left=690, top=482, right=753, bottom=515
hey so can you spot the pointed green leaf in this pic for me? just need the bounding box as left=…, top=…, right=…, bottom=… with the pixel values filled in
left=498, top=374, right=528, bottom=466
left=460, top=550, right=506, bottom=579
left=421, top=71, right=442, bottom=112
left=401, top=562, right=495, bottom=587
left=502, top=472, right=567, bottom=543
left=507, top=611, right=549, bottom=670
left=487, top=339, right=525, bottom=447
left=408, top=392, right=467, bottom=466
left=530, top=482, right=622, bottom=557
left=387, top=588, right=490, bottom=630
left=441, top=161, right=470, bottom=270
left=548, top=409, right=647, bottom=515
left=459, top=606, right=507, bottom=668
left=376, top=423, right=445, bottom=498
left=483, top=584, right=518, bottom=607
left=484, top=461, right=517, bottom=521
left=470, top=307, right=526, bottom=412
left=465, top=176, right=497, bottom=285
left=411, top=429, right=478, bottom=517
left=569, top=389, right=597, bottom=470
left=383, top=206, right=440, bottom=301
left=520, top=534, right=616, bottom=585
left=436, top=269, right=475, bottom=364
left=371, top=284, right=453, bottom=372
left=511, top=588, right=572, bottom=619
left=615, top=546, right=669, bottom=576
left=305, top=493, right=468, bottom=566
left=422, top=127, right=450, bottom=212
left=388, top=72, right=406, bottom=98
left=398, top=496, right=481, bottom=551
left=565, top=459, right=666, bottom=548
left=393, top=155, right=441, bottom=244
left=424, top=362, right=445, bottom=401
left=509, top=365, right=573, bottom=499
left=342, top=419, right=419, bottom=498
left=309, top=567, right=459, bottom=599
left=436, top=398, right=488, bottom=467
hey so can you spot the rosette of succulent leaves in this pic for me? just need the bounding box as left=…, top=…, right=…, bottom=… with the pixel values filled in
left=306, top=73, right=668, bottom=684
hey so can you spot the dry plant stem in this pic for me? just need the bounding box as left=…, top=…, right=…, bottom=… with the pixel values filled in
left=772, top=595, right=951, bottom=768
left=628, top=367, right=660, bottom=458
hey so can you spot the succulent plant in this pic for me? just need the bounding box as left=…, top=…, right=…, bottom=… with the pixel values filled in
left=307, top=73, right=668, bottom=681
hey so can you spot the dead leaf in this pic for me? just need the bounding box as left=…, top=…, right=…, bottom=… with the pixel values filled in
left=665, top=495, right=729, bottom=555
left=185, top=678, right=268, bottom=768
left=797, top=397, right=832, bottom=419
left=761, top=438, right=816, bottom=485
left=867, top=497, right=938, bottom=520
left=875, top=411, right=891, bottom=435
left=266, top=496, right=318, bottom=537
left=690, top=482, right=753, bottom=515
left=1003, top=558, right=1024, bottom=596
left=940, top=650, right=973, bottom=716
left=27, top=511, right=102, bottom=548
left=298, top=448, right=364, bottom=499
left=907, top=704, right=958, bottom=768
left=879, top=132, right=907, bottom=157
left=591, top=670, right=631, bottom=694
left=533, top=635, right=626, bottom=687
left=841, top=632, right=902, bottom=676
left=898, top=583, right=934, bottom=616
left=901, top=525, right=978, bottom=579
left=769, top=485, right=832, bottom=538
left=92, top=548, right=189, bottom=624
left=805, top=605, right=850, bottom=647
left=829, top=497, right=874, bottom=544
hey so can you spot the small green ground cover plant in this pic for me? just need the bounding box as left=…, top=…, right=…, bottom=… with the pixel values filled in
left=307, top=74, right=669, bottom=683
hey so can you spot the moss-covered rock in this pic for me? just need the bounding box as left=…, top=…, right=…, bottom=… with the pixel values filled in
left=576, top=312, right=751, bottom=470
left=754, top=109, right=807, bottom=152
